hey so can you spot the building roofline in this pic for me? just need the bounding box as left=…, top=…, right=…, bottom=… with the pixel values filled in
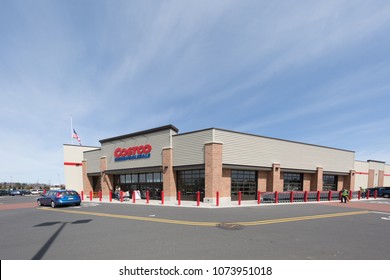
left=174, top=127, right=355, bottom=153
left=63, top=144, right=100, bottom=149
left=99, top=124, right=179, bottom=143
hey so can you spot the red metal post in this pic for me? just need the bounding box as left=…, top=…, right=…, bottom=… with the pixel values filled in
left=99, top=191, right=102, bottom=202
left=132, top=191, right=136, bottom=203
left=349, top=190, right=352, bottom=201
left=120, top=191, right=123, bottom=202
left=90, top=191, right=93, bottom=201
left=367, top=190, right=370, bottom=199
left=197, top=191, right=200, bottom=206
left=161, top=190, right=164, bottom=205
left=290, top=191, right=294, bottom=203
left=109, top=191, right=112, bottom=202
left=257, top=191, right=261, bottom=204
left=317, top=191, right=320, bottom=201
left=374, top=190, right=377, bottom=199
left=358, top=190, right=361, bottom=200
left=178, top=191, right=181, bottom=206
left=81, top=191, right=84, bottom=201
left=328, top=190, right=332, bottom=201
left=146, top=190, right=150, bottom=204
left=275, top=191, right=278, bottom=204
left=216, top=191, right=220, bottom=207
left=238, top=191, right=242, bottom=205
left=304, top=191, right=308, bottom=202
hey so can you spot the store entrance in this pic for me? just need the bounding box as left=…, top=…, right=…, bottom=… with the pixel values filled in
left=114, top=172, right=162, bottom=200
left=176, top=169, right=205, bottom=201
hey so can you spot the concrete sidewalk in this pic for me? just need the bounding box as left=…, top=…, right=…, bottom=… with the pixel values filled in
left=80, top=195, right=382, bottom=209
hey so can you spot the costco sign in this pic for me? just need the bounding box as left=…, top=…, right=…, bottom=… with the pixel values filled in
left=114, top=144, right=152, bottom=162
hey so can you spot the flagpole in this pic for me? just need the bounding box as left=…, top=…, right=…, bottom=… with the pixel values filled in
left=70, top=115, right=74, bottom=145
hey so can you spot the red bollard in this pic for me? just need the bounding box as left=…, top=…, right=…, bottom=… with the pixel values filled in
left=146, top=190, right=150, bottom=204
left=290, top=191, right=294, bottom=203
left=238, top=191, right=242, bottom=205
left=358, top=190, right=361, bottom=200
left=374, top=190, right=377, bottom=199
left=257, top=191, right=261, bottom=205
left=275, top=191, right=279, bottom=204
left=120, top=191, right=124, bottom=203
left=99, top=191, right=102, bottom=202
left=178, top=191, right=181, bottom=206
left=161, top=191, right=164, bottom=205
left=304, top=191, right=308, bottom=202
left=329, top=191, right=332, bottom=201
left=216, top=191, right=220, bottom=207
left=109, top=191, right=112, bottom=202
left=367, top=190, right=370, bottom=199
left=349, top=190, right=352, bottom=201
left=317, top=191, right=320, bottom=201
left=90, top=191, right=93, bottom=201
left=81, top=191, right=84, bottom=201
left=197, top=191, right=200, bottom=206
left=132, top=191, right=136, bottom=203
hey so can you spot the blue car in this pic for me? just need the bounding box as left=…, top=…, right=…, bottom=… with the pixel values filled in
left=37, top=190, right=81, bottom=208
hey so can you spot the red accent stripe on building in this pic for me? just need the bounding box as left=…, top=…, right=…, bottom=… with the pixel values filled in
left=64, top=162, right=83, bottom=167
left=355, top=172, right=369, bottom=175
left=384, top=174, right=390, bottom=176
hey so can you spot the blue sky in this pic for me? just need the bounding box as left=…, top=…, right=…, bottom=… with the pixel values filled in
left=1, top=0, right=390, bottom=184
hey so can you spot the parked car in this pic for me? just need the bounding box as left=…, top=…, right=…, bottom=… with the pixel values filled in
left=37, top=190, right=81, bottom=208
left=361, top=187, right=390, bottom=198
left=10, top=190, right=22, bottom=196
left=0, top=189, right=10, bottom=196
left=20, top=190, right=31, bottom=195
left=30, top=189, right=41, bottom=195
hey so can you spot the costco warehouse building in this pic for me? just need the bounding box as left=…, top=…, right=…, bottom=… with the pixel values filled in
left=63, top=125, right=390, bottom=204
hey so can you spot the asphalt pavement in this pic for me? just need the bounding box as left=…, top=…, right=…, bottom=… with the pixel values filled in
left=0, top=195, right=389, bottom=260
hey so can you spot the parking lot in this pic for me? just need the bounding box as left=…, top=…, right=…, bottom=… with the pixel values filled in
left=0, top=195, right=389, bottom=260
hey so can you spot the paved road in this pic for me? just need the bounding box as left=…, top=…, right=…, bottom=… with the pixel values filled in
left=1, top=195, right=389, bottom=260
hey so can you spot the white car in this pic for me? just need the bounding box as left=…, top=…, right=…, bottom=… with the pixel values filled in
left=30, top=189, right=40, bottom=195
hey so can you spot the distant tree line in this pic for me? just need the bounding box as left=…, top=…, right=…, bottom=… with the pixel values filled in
left=0, top=182, right=65, bottom=190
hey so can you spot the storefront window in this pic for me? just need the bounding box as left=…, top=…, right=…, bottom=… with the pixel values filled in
left=323, top=175, right=338, bottom=191
left=146, top=173, right=153, bottom=183
left=231, top=170, right=257, bottom=200
left=177, top=169, right=205, bottom=201
left=153, top=172, right=161, bottom=182
left=283, top=173, right=303, bottom=191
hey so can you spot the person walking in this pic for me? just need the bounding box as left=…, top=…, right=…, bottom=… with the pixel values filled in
left=341, top=188, right=349, bottom=203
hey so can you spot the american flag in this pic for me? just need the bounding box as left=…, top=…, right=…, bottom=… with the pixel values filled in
left=72, top=129, right=82, bottom=145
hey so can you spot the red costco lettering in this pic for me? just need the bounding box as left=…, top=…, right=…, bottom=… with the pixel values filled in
left=114, top=145, right=152, bottom=158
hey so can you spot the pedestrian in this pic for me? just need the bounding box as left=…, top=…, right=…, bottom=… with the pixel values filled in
left=114, top=186, right=121, bottom=200
left=341, top=188, right=349, bottom=203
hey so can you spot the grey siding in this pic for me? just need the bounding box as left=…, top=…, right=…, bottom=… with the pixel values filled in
left=173, top=130, right=213, bottom=166
left=215, top=130, right=354, bottom=173
left=84, top=149, right=102, bottom=174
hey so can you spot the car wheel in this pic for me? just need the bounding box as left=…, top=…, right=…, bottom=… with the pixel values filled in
left=51, top=201, right=56, bottom=208
left=37, top=200, right=42, bottom=206
left=383, top=193, right=390, bottom=198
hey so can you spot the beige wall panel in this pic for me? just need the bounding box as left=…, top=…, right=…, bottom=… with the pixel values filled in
left=63, top=145, right=100, bottom=192
left=354, top=160, right=369, bottom=189
left=384, top=165, right=390, bottom=186
left=215, top=130, right=354, bottom=173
